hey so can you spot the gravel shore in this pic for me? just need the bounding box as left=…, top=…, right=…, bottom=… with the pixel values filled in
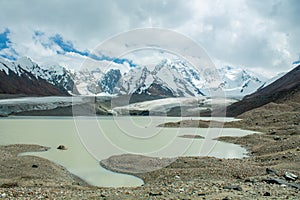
left=1, top=102, right=299, bottom=199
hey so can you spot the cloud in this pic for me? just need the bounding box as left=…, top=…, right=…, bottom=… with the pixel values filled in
left=174, top=0, right=300, bottom=76
left=113, top=0, right=193, bottom=28
left=0, top=0, right=195, bottom=50
left=46, top=33, right=137, bottom=67
left=19, top=30, right=137, bottom=69
left=0, top=0, right=299, bottom=76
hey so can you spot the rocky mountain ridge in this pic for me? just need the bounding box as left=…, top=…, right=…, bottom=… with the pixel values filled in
left=0, top=57, right=73, bottom=96
left=0, top=56, right=271, bottom=99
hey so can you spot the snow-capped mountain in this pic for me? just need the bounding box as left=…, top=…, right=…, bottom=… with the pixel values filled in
left=227, top=64, right=300, bottom=117
left=15, top=57, right=76, bottom=94
left=73, top=67, right=104, bottom=95
left=259, top=72, right=286, bottom=89
left=0, top=57, right=75, bottom=96
left=71, top=58, right=268, bottom=98
left=40, top=64, right=77, bottom=94
left=72, top=59, right=206, bottom=97
left=201, top=66, right=268, bottom=97
left=0, top=56, right=269, bottom=99
left=115, top=59, right=204, bottom=97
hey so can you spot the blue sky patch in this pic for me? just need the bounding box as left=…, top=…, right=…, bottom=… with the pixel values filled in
left=292, top=54, right=300, bottom=65
left=293, top=54, right=300, bottom=65
left=34, top=30, right=44, bottom=37
left=49, top=34, right=89, bottom=56
left=293, top=60, right=300, bottom=65
left=48, top=33, right=136, bottom=67
left=0, top=28, right=11, bottom=50
left=0, top=28, right=19, bottom=61
left=89, top=53, right=137, bottom=67
left=0, top=53, right=17, bottom=61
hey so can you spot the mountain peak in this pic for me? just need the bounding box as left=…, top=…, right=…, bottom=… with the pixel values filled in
left=17, top=56, right=33, bottom=62
left=16, top=56, right=36, bottom=67
left=14, top=56, right=39, bottom=75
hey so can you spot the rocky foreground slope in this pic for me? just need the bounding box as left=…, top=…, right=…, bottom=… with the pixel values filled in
left=0, top=99, right=299, bottom=199
left=1, top=89, right=299, bottom=199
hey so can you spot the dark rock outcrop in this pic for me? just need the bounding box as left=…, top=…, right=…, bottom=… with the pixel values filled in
left=57, top=145, right=67, bottom=150
left=99, top=68, right=121, bottom=94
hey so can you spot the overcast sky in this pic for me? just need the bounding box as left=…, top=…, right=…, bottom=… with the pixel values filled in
left=0, top=0, right=299, bottom=77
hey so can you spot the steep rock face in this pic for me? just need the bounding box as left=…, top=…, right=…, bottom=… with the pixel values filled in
left=41, top=65, right=77, bottom=94
left=99, top=69, right=121, bottom=94
left=226, top=65, right=300, bottom=117
left=0, top=58, right=70, bottom=96
left=128, top=83, right=176, bottom=104
left=135, top=82, right=175, bottom=97
left=117, top=66, right=153, bottom=95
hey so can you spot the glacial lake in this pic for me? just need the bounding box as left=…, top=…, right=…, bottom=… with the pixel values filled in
left=0, top=116, right=256, bottom=187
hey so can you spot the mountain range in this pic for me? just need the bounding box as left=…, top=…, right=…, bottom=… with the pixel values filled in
left=0, top=57, right=74, bottom=96
left=0, top=56, right=273, bottom=99
left=226, top=65, right=300, bottom=117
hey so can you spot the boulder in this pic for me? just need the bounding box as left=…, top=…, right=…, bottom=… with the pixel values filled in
left=57, top=145, right=67, bottom=150
left=284, top=172, right=298, bottom=181
left=32, top=164, right=38, bottom=168
left=223, top=185, right=243, bottom=191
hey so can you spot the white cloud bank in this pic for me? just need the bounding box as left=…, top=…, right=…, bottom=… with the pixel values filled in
left=0, top=0, right=299, bottom=76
